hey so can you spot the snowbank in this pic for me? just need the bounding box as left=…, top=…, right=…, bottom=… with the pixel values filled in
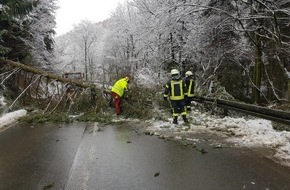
left=147, top=109, right=290, bottom=166
left=0, top=109, right=27, bottom=129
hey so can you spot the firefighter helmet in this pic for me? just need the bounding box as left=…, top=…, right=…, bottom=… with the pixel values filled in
left=185, top=71, right=193, bottom=77
left=170, top=69, right=180, bottom=76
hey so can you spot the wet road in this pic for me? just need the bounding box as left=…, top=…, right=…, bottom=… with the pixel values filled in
left=1, top=122, right=290, bottom=190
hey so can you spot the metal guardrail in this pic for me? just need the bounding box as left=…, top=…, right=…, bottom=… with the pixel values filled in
left=192, top=96, right=290, bottom=126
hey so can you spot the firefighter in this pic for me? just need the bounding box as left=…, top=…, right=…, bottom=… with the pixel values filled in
left=183, top=71, right=195, bottom=112
left=111, top=76, right=130, bottom=115
left=163, top=69, right=189, bottom=124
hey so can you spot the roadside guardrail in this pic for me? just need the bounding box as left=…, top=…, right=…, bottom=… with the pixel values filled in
left=192, top=96, right=290, bottom=126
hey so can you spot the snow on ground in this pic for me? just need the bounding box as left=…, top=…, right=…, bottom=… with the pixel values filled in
left=0, top=96, right=6, bottom=107
left=146, top=108, right=290, bottom=166
left=0, top=109, right=27, bottom=130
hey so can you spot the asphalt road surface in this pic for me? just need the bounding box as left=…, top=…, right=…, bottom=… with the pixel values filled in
left=1, top=122, right=290, bottom=190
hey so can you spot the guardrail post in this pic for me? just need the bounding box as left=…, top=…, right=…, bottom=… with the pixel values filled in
left=288, top=79, right=290, bottom=101
left=223, top=109, right=228, bottom=116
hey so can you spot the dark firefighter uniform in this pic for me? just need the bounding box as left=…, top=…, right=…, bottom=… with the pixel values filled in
left=163, top=71, right=189, bottom=124
left=183, top=71, right=195, bottom=111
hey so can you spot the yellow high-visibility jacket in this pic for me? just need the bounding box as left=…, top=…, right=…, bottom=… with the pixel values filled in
left=111, top=78, right=128, bottom=97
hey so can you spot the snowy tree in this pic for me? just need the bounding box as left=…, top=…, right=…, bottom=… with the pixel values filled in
left=0, top=0, right=57, bottom=68
left=231, top=0, right=290, bottom=103
left=25, top=0, right=57, bottom=68
left=54, top=20, right=106, bottom=82
left=105, top=3, right=139, bottom=75
left=0, top=0, right=34, bottom=61
left=53, top=32, right=81, bottom=73
left=71, top=20, right=100, bottom=81
left=53, top=0, right=290, bottom=103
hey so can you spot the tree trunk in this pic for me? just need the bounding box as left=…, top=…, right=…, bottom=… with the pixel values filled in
left=0, top=58, right=92, bottom=89
left=169, top=33, right=175, bottom=64
left=253, top=33, right=262, bottom=104
left=84, top=41, right=88, bottom=81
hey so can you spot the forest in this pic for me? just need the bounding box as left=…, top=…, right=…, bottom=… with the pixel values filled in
left=1, top=0, right=290, bottom=120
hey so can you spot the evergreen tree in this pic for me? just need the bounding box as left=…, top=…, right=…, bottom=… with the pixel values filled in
left=0, top=0, right=56, bottom=67
left=25, top=0, right=57, bottom=67
left=0, top=0, right=34, bottom=60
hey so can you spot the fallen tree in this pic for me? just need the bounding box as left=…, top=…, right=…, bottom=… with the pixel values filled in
left=0, top=58, right=94, bottom=89
left=0, top=58, right=98, bottom=114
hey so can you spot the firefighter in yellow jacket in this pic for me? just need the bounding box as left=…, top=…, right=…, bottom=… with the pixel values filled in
left=111, top=76, right=130, bottom=115
left=164, top=69, right=189, bottom=124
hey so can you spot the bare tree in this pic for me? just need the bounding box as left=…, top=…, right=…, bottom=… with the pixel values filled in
left=72, top=20, right=98, bottom=81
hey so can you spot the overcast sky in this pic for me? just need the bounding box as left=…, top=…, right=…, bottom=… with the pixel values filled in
left=55, top=0, right=126, bottom=36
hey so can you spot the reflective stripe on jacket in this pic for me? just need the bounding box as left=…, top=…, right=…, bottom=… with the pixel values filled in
left=164, top=79, right=187, bottom=101
left=184, top=77, right=195, bottom=97
left=111, top=78, right=128, bottom=97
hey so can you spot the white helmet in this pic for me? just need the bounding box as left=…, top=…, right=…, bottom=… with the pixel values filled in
left=170, top=69, right=180, bottom=76
left=185, top=71, right=193, bottom=77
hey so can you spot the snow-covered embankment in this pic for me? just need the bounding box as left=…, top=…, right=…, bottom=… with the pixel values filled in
left=0, top=109, right=27, bottom=130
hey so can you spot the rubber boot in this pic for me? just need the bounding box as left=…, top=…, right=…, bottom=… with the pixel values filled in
left=173, top=116, right=178, bottom=124
left=182, top=115, right=189, bottom=123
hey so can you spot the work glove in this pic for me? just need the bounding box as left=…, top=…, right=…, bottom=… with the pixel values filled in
left=163, top=97, right=169, bottom=107
left=123, top=94, right=129, bottom=101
